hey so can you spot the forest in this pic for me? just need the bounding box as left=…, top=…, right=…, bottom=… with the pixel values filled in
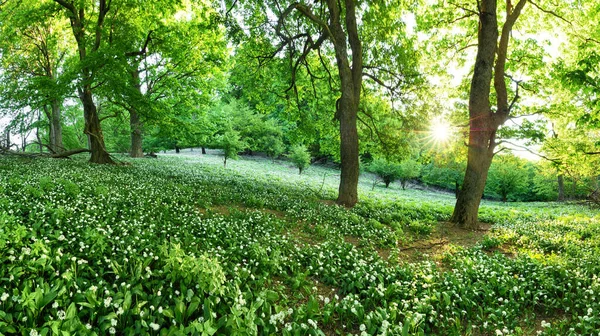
left=0, top=0, right=599, bottom=335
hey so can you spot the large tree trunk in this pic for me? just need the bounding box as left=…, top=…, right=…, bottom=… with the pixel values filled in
left=130, top=110, right=143, bottom=158
left=451, top=0, right=526, bottom=229
left=50, top=99, right=63, bottom=153
left=452, top=146, right=494, bottom=227
left=129, top=68, right=144, bottom=158
left=336, top=94, right=360, bottom=206
left=557, top=174, right=565, bottom=201
left=81, top=87, right=113, bottom=164
left=328, top=0, right=362, bottom=208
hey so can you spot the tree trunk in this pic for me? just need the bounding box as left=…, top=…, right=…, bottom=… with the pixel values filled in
left=336, top=95, right=360, bottom=206
left=452, top=146, right=494, bottom=228
left=50, top=99, right=63, bottom=153
left=4, top=127, right=10, bottom=148
left=81, top=87, right=113, bottom=164
left=129, top=68, right=144, bottom=158
left=175, top=146, right=180, bottom=153
left=202, top=147, right=206, bottom=154
left=327, top=0, right=362, bottom=208
left=451, top=0, right=526, bottom=229
left=130, top=109, right=144, bottom=158
left=557, top=174, right=565, bottom=202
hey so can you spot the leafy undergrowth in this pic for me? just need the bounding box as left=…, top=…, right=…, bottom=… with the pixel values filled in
left=0, top=154, right=598, bottom=335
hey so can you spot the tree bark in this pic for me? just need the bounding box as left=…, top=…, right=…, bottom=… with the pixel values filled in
left=50, top=99, right=64, bottom=153
left=129, top=67, right=144, bottom=158
left=81, top=87, right=113, bottom=164
left=326, top=0, right=362, bottom=208
left=557, top=174, right=565, bottom=201
left=130, top=109, right=144, bottom=158
left=336, top=94, right=360, bottom=206
left=202, top=147, right=206, bottom=154
left=451, top=0, right=527, bottom=229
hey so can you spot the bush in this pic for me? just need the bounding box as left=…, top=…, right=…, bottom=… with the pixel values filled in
left=262, top=135, right=286, bottom=161
left=288, top=145, right=311, bottom=174
left=368, top=158, right=402, bottom=188
left=398, top=159, right=422, bottom=189
left=218, top=130, right=245, bottom=167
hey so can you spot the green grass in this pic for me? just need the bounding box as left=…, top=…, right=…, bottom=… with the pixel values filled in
left=0, top=153, right=598, bottom=335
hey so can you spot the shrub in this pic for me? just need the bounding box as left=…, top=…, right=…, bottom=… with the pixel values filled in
left=218, top=130, right=245, bottom=168
left=262, top=135, right=286, bottom=161
left=398, top=159, right=422, bottom=189
left=368, top=158, right=402, bottom=188
left=288, top=145, right=311, bottom=174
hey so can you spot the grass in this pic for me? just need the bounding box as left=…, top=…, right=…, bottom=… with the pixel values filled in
left=0, top=152, right=598, bottom=335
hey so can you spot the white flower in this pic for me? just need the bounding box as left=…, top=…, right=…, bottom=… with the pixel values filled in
left=1, top=293, right=9, bottom=301
left=57, top=310, right=66, bottom=320
left=495, top=330, right=503, bottom=335
left=109, top=327, right=116, bottom=334
left=104, top=297, right=112, bottom=307
left=29, top=330, right=39, bottom=336
left=359, top=324, right=366, bottom=331
left=111, top=319, right=117, bottom=326
left=86, top=324, right=92, bottom=330
left=149, top=322, right=160, bottom=330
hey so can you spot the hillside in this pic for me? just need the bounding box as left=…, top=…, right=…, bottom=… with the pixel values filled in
left=0, top=154, right=598, bottom=335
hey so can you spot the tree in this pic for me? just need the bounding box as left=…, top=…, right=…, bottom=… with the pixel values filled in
left=288, top=145, right=311, bottom=175
left=0, top=0, right=73, bottom=153
left=398, top=159, right=422, bottom=190
left=51, top=0, right=115, bottom=163
left=368, top=159, right=402, bottom=188
left=102, top=1, right=227, bottom=158
left=228, top=0, right=419, bottom=207
left=485, top=155, right=529, bottom=202
left=218, top=130, right=245, bottom=168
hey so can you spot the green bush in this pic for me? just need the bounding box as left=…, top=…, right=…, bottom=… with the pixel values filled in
left=218, top=130, right=245, bottom=167
left=288, top=145, right=311, bottom=174
left=398, top=159, right=422, bottom=189
left=368, top=158, right=402, bottom=188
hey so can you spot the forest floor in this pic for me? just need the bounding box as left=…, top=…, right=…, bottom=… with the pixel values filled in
left=0, top=153, right=598, bottom=335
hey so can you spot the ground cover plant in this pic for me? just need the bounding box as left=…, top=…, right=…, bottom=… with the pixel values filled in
left=0, top=153, right=599, bottom=335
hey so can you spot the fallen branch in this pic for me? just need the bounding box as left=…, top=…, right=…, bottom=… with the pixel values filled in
left=0, top=146, right=91, bottom=159
left=50, top=148, right=91, bottom=158
left=400, top=239, right=449, bottom=251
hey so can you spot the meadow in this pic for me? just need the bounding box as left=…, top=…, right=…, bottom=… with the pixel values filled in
left=0, top=153, right=598, bottom=335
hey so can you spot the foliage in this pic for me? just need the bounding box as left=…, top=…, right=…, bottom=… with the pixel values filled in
left=217, top=131, right=245, bottom=167
left=397, top=159, right=422, bottom=190
left=367, top=158, right=403, bottom=188
left=287, top=145, right=311, bottom=175
left=0, top=155, right=598, bottom=335
left=485, top=155, right=531, bottom=202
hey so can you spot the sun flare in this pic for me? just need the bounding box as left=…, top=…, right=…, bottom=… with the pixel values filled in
left=430, top=119, right=452, bottom=143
